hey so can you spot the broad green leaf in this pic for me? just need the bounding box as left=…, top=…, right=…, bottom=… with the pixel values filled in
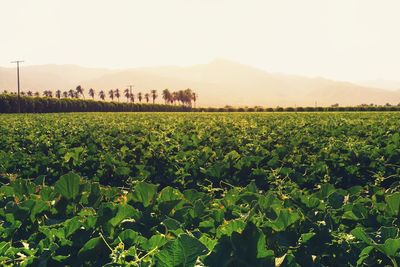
left=78, top=237, right=107, bottom=258
left=377, top=238, right=400, bottom=257
left=157, top=186, right=183, bottom=203
left=114, top=229, right=140, bottom=247
left=266, top=209, right=300, bottom=232
left=205, top=222, right=274, bottom=267
left=156, top=234, right=208, bottom=267
left=64, top=217, right=82, bottom=238
left=109, top=204, right=140, bottom=227
left=130, top=181, right=158, bottom=207
left=216, top=219, right=246, bottom=238
left=385, top=192, right=400, bottom=217
left=299, top=232, right=316, bottom=244
left=351, top=227, right=375, bottom=246
left=356, top=246, right=374, bottom=266
left=54, top=172, right=81, bottom=200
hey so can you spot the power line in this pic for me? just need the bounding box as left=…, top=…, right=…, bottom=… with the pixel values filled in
left=11, top=60, right=24, bottom=113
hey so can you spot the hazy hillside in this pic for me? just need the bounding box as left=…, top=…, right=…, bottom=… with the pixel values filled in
left=1, top=60, right=400, bottom=107
left=356, top=79, right=400, bottom=91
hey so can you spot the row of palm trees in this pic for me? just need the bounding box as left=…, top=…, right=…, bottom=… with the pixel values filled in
left=162, top=88, right=197, bottom=107
left=2, top=86, right=198, bottom=106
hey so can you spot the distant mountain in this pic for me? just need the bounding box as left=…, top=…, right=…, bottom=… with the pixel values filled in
left=356, top=79, right=400, bottom=91
left=1, top=59, right=400, bottom=107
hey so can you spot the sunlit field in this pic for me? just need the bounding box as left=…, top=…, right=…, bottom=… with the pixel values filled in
left=0, top=112, right=399, bottom=266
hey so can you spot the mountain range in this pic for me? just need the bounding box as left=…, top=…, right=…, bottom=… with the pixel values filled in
left=1, top=59, right=399, bottom=107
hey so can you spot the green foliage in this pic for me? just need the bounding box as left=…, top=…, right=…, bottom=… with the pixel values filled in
left=156, top=234, right=208, bottom=267
left=0, top=112, right=399, bottom=266
left=54, top=172, right=81, bottom=200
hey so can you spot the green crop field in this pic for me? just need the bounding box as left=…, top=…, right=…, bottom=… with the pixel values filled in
left=0, top=112, right=399, bottom=266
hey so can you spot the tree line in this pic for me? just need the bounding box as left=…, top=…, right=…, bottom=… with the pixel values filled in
left=0, top=94, right=193, bottom=114
left=2, top=86, right=198, bottom=107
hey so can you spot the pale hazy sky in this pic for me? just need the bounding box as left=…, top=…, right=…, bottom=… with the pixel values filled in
left=1, top=0, right=399, bottom=81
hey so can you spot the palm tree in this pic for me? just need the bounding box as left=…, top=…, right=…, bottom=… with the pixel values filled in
left=99, top=90, right=105, bottom=101
left=192, top=92, right=197, bottom=108
left=162, top=89, right=171, bottom=104
left=76, top=85, right=85, bottom=99
left=34, top=92, right=40, bottom=97
left=124, top=88, right=130, bottom=102
left=138, top=92, right=143, bottom=103
left=130, top=93, right=135, bottom=103
left=151, top=90, right=157, bottom=104
left=172, top=92, right=178, bottom=105
left=184, top=88, right=193, bottom=107
left=89, top=88, right=95, bottom=99
left=68, top=89, right=75, bottom=98
left=62, top=91, right=68, bottom=98
left=114, top=89, right=120, bottom=102
left=145, top=93, right=150, bottom=103
left=43, top=90, right=53, bottom=98
left=27, top=91, right=33, bottom=97
left=55, top=90, right=61, bottom=99
left=108, top=90, right=114, bottom=101
left=21, top=91, right=26, bottom=96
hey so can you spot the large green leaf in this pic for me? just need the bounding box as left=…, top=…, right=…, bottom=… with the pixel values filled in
left=385, top=192, right=400, bottom=217
left=78, top=236, right=108, bottom=258
left=130, top=181, right=158, bottom=207
left=109, top=204, right=140, bottom=227
left=205, top=222, right=274, bottom=267
left=156, top=234, right=208, bottom=267
left=216, top=219, right=246, bottom=238
left=54, top=172, right=81, bottom=200
left=377, top=238, right=400, bottom=258
left=266, top=209, right=301, bottom=232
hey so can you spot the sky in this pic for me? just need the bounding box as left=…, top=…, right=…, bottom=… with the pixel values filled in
left=1, top=0, right=400, bottom=82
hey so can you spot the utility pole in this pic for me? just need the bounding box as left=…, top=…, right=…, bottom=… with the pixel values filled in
left=127, top=85, right=134, bottom=102
left=11, top=60, right=24, bottom=113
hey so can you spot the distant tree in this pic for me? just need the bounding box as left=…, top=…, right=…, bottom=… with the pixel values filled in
left=114, top=89, right=120, bottom=102
left=162, top=89, right=171, bottom=104
left=55, top=90, right=61, bottom=99
left=145, top=93, right=150, bottom=103
left=124, top=88, right=130, bottom=102
left=62, top=91, right=68, bottom=98
left=27, top=91, right=33, bottom=97
left=172, top=92, right=178, bottom=105
left=20, top=91, right=26, bottom=96
left=130, top=93, right=135, bottom=103
left=76, top=85, right=85, bottom=99
left=108, top=90, right=114, bottom=101
left=138, top=92, right=143, bottom=103
left=192, top=92, right=197, bottom=108
left=89, top=88, right=95, bottom=99
left=184, top=88, right=193, bottom=107
left=34, top=92, right=40, bottom=97
left=47, top=90, right=53, bottom=98
left=99, top=90, right=105, bottom=101
left=68, top=89, right=75, bottom=98
left=151, top=89, right=157, bottom=104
